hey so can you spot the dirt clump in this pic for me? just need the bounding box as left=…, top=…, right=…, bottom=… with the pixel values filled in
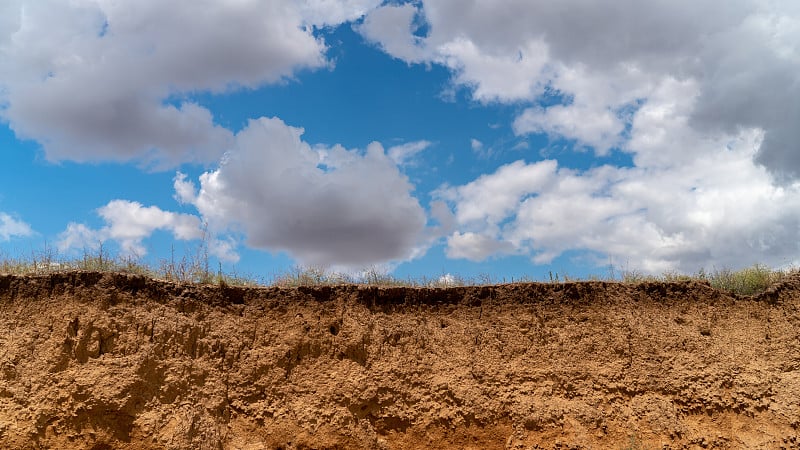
left=0, top=272, right=799, bottom=449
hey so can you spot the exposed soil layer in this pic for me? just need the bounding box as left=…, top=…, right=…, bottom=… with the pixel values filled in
left=1, top=272, right=799, bottom=449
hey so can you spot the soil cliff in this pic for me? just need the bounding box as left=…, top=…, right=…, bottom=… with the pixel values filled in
left=0, top=272, right=799, bottom=449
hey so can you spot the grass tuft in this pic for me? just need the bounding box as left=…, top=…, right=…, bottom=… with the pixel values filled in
left=703, top=264, right=791, bottom=296
left=0, top=244, right=796, bottom=295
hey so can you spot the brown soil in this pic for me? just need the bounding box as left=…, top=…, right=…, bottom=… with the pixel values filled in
left=0, top=272, right=799, bottom=449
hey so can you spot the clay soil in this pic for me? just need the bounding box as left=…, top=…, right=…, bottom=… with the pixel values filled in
left=0, top=272, right=799, bottom=449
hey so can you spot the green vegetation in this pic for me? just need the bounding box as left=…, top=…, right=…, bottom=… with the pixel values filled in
left=614, top=264, right=796, bottom=296
left=0, top=244, right=795, bottom=295
left=700, top=264, right=791, bottom=296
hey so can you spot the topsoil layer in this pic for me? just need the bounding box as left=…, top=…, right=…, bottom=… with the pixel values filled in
left=0, top=272, right=799, bottom=449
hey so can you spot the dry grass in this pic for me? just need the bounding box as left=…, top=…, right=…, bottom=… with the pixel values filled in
left=610, top=264, right=799, bottom=296
left=0, top=245, right=795, bottom=295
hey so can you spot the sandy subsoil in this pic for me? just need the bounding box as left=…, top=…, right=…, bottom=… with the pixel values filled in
left=0, top=272, right=799, bottom=449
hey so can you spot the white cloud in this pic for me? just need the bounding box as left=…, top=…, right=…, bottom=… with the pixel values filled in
left=470, top=137, right=497, bottom=159
left=176, top=117, right=428, bottom=268
left=299, top=0, right=382, bottom=27
left=445, top=232, right=514, bottom=262
left=58, top=223, right=100, bottom=252
left=357, top=3, right=428, bottom=63
left=97, top=200, right=201, bottom=244
left=207, top=236, right=240, bottom=264
left=437, top=37, right=551, bottom=103
left=387, top=140, right=431, bottom=166
left=0, top=0, right=377, bottom=165
left=59, top=200, right=203, bottom=257
left=437, top=159, right=557, bottom=228
left=357, top=0, right=800, bottom=272
left=439, top=124, right=800, bottom=273
left=514, top=104, right=625, bottom=155
left=0, top=212, right=32, bottom=241
left=470, top=139, right=483, bottom=152
left=438, top=79, right=800, bottom=273
left=173, top=172, right=197, bottom=206
left=360, top=0, right=800, bottom=175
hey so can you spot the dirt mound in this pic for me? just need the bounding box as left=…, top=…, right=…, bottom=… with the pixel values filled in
left=0, top=272, right=799, bottom=449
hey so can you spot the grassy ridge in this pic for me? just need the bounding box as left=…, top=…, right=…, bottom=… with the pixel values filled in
left=0, top=246, right=795, bottom=296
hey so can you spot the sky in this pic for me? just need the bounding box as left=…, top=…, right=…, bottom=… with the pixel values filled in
left=1, top=0, right=800, bottom=281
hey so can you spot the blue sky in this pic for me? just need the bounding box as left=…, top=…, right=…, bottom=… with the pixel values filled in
left=1, top=1, right=800, bottom=280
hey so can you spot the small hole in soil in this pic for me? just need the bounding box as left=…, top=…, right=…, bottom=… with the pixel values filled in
left=329, top=325, right=339, bottom=335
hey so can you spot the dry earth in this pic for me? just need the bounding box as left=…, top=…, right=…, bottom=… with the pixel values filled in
left=0, top=272, right=799, bottom=449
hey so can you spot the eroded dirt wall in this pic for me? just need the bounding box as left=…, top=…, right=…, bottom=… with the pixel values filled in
left=0, top=272, right=799, bottom=449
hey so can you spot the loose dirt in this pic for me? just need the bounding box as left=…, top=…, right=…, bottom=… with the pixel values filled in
left=0, top=272, right=798, bottom=449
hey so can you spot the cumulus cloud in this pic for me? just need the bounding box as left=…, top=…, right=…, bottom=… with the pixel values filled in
left=437, top=37, right=551, bottom=104
left=439, top=124, right=800, bottom=273
left=445, top=232, right=515, bottom=262
left=0, top=0, right=378, bottom=165
left=357, top=3, right=429, bottom=63
left=0, top=212, right=32, bottom=241
left=59, top=200, right=203, bottom=257
left=432, top=65, right=800, bottom=273
left=360, top=0, right=800, bottom=176
left=175, top=117, right=428, bottom=268
left=358, top=0, right=800, bottom=272
left=437, top=160, right=557, bottom=230
left=58, top=118, right=429, bottom=268
left=514, top=103, right=625, bottom=155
